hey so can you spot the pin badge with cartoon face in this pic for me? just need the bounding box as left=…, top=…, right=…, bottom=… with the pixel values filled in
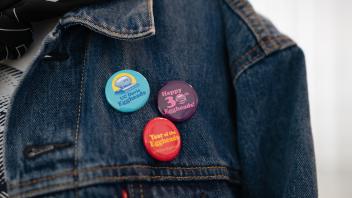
left=105, top=69, right=150, bottom=113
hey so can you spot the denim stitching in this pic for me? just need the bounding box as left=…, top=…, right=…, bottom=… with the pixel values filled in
left=233, top=36, right=291, bottom=68
left=232, top=46, right=259, bottom=69
left=147, top=0, right=155, bottom=34
left=233, top=45, right=298, bottom=87
left=8, top=165, right=231, bottom=187
left=66, top=17, right=153, bottom=34
left=224, top=0, right=264, bottom=43
left=259, top=35, right=295, bottom=53
left=8, top=165, right=236, bottom=188
left=8, top=166, right=233, bottom=188
left=234, top=46, right=265, bottom=81
left=82, top=165, right=229, bottom=171
left=139, top=184, right=144, bottom=198
left=231, top=35, right=296, bottom=82
left=130, top=183, right=134, bottom=198
left=234, top=54, right=265, bottom=82
left=224, top=0, right=295, bottom=55
left=10, top=175, right=232, bottom=198
left=61, top=0, right=155, bottom=40
left=73, top=31, right=89, bottom=198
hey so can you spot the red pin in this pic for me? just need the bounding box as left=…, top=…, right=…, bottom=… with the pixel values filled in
left=143, top=117, right=181, bottom=161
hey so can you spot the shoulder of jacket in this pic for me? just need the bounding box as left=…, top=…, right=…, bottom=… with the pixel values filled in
left=221, top=0, right=297, bottom=80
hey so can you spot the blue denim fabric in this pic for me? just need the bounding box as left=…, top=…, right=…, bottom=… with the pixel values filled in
left=4, top=0, right=317, bottom=197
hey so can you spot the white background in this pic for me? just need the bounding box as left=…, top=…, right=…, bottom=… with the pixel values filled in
left=250, top=0, right=352, bottom=197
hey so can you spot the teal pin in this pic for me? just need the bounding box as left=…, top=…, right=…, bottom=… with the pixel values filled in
left=105, top=69, right=150, bottom=112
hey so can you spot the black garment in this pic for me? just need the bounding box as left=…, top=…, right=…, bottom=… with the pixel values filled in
left=0, top=0, right=21, bottom=10
left=0, top=0, right=99, bottom=61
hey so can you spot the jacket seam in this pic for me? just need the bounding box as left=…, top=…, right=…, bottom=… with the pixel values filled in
left=147, top=0, right=155, bottom=35
left=60, top=0, right=155, bottom=40
left=234, top=45, right=265, bottom=81
left=10, top=175, right=234, bottom=198
left=223, top=0, right=297, bottom=82
left=232, top=35, right=296, bottom=81
left=131, top=183, right=135, bottom=198
left=224, top=0, right=295, bottom=55
left=72, top=31, right=88, bottom=197
left=233, top=43, right=297, bottom=84
left=224, top=0, right=264, bottom=42
left=61, top=17, right=155, bottom=39
left=8, top=165, right=236, bottom=188
left=139, top=183, right=144, bottom=198
left=259, top=35, right=296, bottom=54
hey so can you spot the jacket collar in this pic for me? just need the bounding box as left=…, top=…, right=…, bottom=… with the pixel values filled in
left=59, top=0, right=155, bottom=40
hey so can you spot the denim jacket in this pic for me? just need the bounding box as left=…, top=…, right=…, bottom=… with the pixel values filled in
left=4, top=0, right=317, bottom=197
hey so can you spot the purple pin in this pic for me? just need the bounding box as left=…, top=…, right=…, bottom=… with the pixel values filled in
left=157, top=81, right=198, bottom=122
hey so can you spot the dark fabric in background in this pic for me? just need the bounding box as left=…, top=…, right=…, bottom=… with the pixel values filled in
left=0, top=0, right=100, bottom=61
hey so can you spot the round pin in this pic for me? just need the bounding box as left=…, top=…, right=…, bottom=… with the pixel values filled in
left=157, top=81, right=198, bottom=122
left=143, top=117, right=181, bottom=162
left=105, top=69, right=150, bottom=113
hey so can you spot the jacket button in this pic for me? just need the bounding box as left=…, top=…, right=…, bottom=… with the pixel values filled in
left=105, top=69, right=150, bottom=112
left=157, top=81, right=198, bottom=122
left=143, top=117, right=181, bottom=162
